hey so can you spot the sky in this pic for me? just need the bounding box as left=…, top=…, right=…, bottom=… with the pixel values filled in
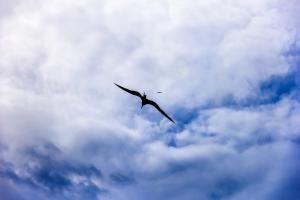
left=0, top=0, right=300, bottom=199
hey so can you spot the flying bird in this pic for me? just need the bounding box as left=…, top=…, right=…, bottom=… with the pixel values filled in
left=114, top=83, right=175, bottom=123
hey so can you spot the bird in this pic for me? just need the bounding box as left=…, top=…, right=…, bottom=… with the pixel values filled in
left=114, top=83, right=175, bottom=123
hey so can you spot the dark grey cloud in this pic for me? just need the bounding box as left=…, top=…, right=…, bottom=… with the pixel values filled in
left=109, top=172, right=136, bottom=185
left=0, top=142, right=104, bottom=200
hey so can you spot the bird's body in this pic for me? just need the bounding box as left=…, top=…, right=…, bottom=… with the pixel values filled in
left=114, top=83, right=175, bottom=123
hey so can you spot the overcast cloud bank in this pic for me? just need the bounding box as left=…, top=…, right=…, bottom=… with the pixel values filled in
left=0, top=0, right=300, bottom=199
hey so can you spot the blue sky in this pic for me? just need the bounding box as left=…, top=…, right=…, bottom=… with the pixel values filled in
left=0, top=0, right=300, bottom=199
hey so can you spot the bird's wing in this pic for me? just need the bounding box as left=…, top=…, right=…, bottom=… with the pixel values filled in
left=114, top=83, right=142, bottom=98
left=146, top=99, right=175, bottom=123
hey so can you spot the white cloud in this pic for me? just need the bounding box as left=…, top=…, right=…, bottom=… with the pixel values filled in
left=0, top=0, right=299, bottom=199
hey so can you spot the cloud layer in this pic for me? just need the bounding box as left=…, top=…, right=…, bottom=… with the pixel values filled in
left=0, top=0, right=300, bottom=199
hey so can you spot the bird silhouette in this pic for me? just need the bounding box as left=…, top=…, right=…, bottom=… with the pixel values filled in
left=114, top=83, right=175, bottom=123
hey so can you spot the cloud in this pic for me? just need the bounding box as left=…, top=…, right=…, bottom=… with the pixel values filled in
left=0, top=142, right=105, bottom=200
left=0, top=0, right=300, bottom=199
